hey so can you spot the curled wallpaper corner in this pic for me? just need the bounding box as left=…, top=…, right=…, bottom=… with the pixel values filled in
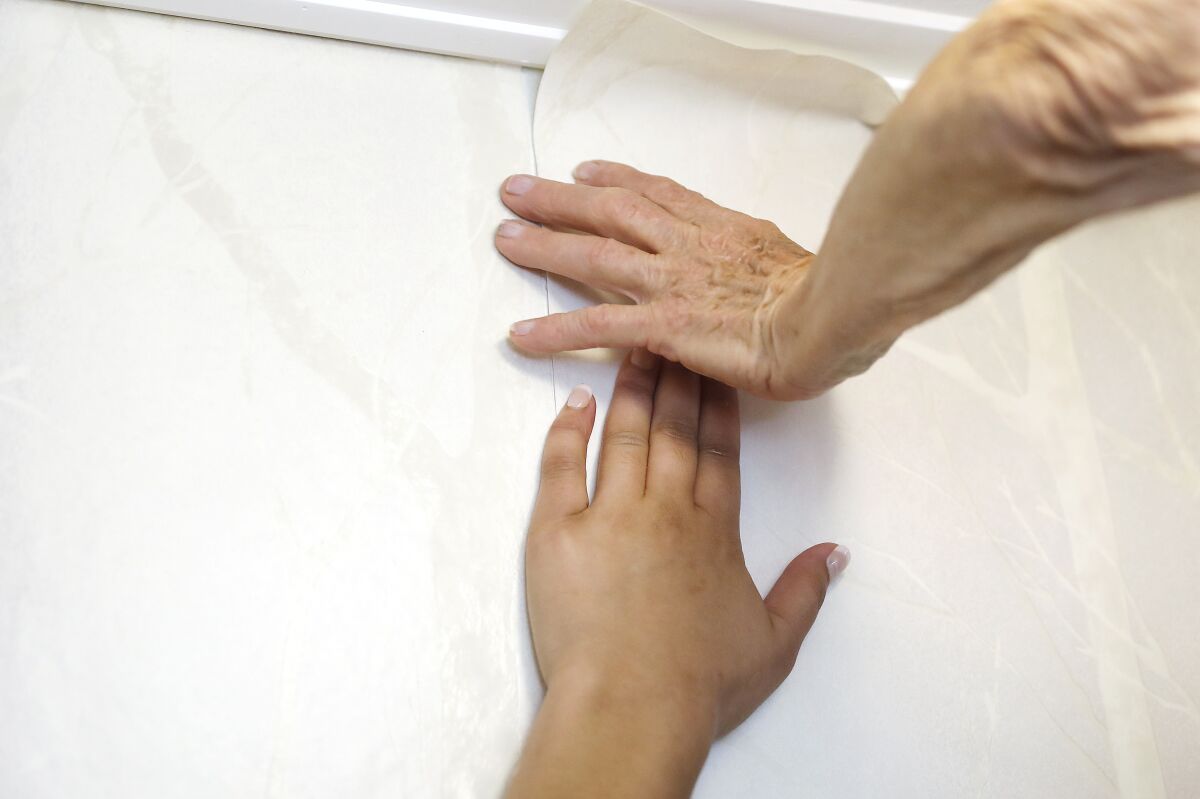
left=536, top=0, right=898, bottom=132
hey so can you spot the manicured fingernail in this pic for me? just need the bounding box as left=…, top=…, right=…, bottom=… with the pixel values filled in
left=630, top=348, right=656, bottom=369
left=573, top=161, right=598, bottom=181
left=566, top=384, right=593, bottom=409
left=826, top=545, right=851, bottom=581
left=510, top=320, right=535, bottom=336
left=497, top=220, right=525, bottom=238
left=505, top=175, right=536, bottom=195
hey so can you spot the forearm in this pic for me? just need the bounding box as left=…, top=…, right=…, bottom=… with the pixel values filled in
left=774, top=0, right=1200, bottom=396
left=505, top=667, right=716, bottom=799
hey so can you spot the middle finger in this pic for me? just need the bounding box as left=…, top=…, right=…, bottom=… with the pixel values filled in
left=495, top=220, right=658, bottom=301
left=501, top=174, right=682, bottom=253
left=646, top=361, right=702, bottom=497
left=593, top=349, right=662, bottom=504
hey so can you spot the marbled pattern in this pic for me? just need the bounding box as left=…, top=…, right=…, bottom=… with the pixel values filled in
left=1, top=1, right=548, bottom=796
left=2, top=0, right=1198, bottom=797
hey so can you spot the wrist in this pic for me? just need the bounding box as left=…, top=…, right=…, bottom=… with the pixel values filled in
left=508, top=663, right=716, bottom=799
left=770, top=258, right=902, bottom=399
left=549, top=660, right=719, bottom=754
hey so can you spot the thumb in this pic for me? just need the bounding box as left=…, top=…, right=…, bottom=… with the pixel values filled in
left=764, top=542, right=850, bottom=661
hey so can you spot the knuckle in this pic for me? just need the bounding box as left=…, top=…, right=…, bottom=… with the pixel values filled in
left=795, top=579, right=828, bottom=615
left=806, top=584, right=829, bottom=615
left=580, top=304, right=616, bottom=336
left=540, top=452, right=581, bottom=480
left=656, top=178, right=696, bottom=204
left=613, top=369, right=655, bottom=398
left=653, top=417, right=698, bottom=444
left=629, top=255, right=660, bottom=295
left=604, top=188, right=650, bottom=223
left=607, top=446, right=648, bottom=472
left=603, top=429, right=649, bottom=452
left=587, top=236, right=623, bottom=270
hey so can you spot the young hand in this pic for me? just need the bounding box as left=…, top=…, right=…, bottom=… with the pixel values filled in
left=506, top=353, right=849, bottom=798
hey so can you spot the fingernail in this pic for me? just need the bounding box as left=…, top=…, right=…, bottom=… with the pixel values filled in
left=510, top=320, right=535, bottom=336
left=573, top=161, right=598, bottom=181
left=826, top=545, right=851, bottom=581
left=630, top=348, right=656, bottom=369
left=505, top=175, right=536, bottom=195
left=497, top=220, right=525, bottom=239
left=566, top=384, right=593, bottom=409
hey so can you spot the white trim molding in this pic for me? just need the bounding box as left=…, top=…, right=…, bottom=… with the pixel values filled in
left=65, top=0, right=983, bottom=86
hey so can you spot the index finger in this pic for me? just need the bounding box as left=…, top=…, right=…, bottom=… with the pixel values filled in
left=593, top=350, right=661, bottom=505
left=531, top=385, right=597, bottom=528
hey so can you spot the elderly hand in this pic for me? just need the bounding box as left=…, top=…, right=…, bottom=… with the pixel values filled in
left=506, top=353, right=847, bottom=798
left=497, top=0, right=1200, bottom=400
left=496, top=163, right=817, bottom=399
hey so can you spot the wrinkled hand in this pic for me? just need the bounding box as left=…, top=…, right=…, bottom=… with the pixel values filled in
left=496, top=162, right=815, bottom=399
left=497, top=1, right=1200, bottom=404
left=508, top=353, right=848, bottom=797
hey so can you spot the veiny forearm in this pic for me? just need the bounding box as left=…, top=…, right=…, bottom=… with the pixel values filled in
left=774, top=0, right=1200, bottom=396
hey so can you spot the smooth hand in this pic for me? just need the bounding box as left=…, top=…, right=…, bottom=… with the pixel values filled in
left=506, top=354, right=848, bottom=798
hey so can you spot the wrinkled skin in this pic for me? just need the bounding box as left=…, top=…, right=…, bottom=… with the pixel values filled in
left=497, top=0, right=1200, bottom=400
left=497, top=164, right=815, bottom=397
